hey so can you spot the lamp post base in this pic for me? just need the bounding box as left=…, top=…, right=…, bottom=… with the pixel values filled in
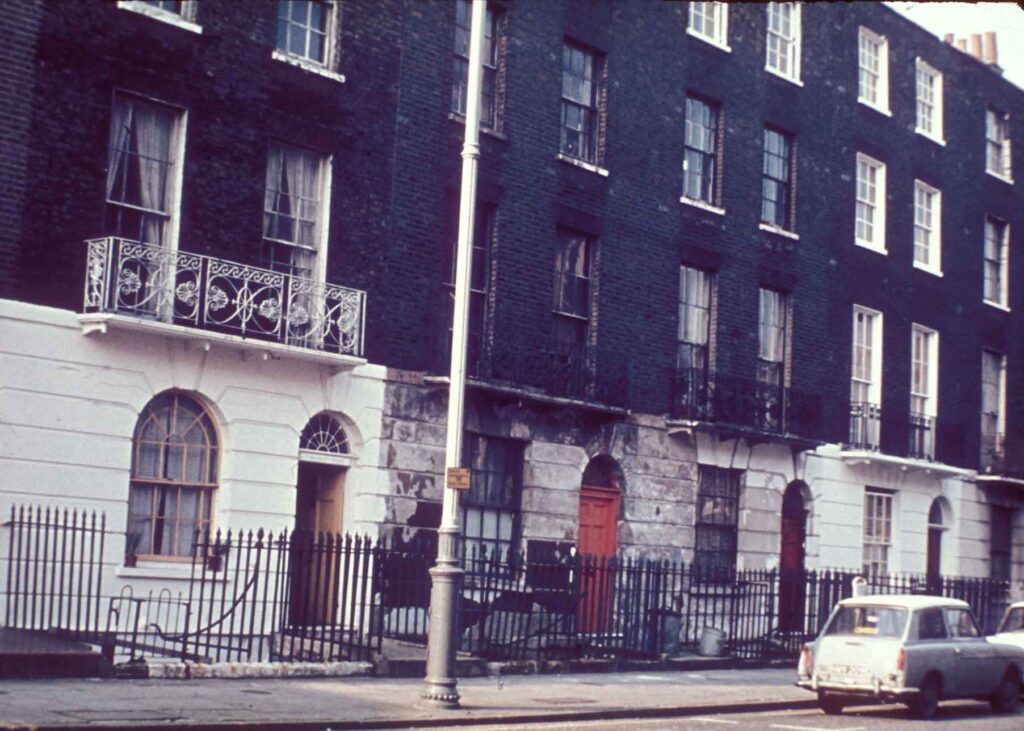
left=421, top=542, right=464, bottom=708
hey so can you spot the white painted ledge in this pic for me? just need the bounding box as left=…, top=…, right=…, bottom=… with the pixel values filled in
left=914, top=128, right=946, bottom=147
left=765, top=66, right=804, bottom=87
left=117, top=1, right=202, bottom=34
left=985, top=169, right=1015, bottom=185
left=686, top=28, right=732, bottom=53
left=78, top=313, right=365, bottom=372
left=556, top=153, right=609, bottom=177
left=271, top=50, right=347, bottom=84
left=857, top=98, right=892, bottom=117
left=913, top=261, right=943, bottom=277
left=680, top=197, right=726, bottom=216
left=839, top=449, right=974, bottom=477
left=759, top=222, right=800, bottom=240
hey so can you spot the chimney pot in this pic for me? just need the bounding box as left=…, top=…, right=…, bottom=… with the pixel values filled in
left=983, top=31, right=998, bottom=66
left=956, top=38, right=967, bottom=51
left=943, top=33, right=954, bottom=44
left=970, top=33, right=983, bottom=60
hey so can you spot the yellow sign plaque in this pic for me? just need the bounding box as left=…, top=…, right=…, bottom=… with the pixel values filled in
left=446, top=467, right=471, bottom=490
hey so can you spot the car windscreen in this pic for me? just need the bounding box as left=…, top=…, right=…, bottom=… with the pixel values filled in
left=823, top=605, right=908, bottom=638
left=998, top=607, right=1024, bottom=633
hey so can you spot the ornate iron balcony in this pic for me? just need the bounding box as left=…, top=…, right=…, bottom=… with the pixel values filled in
left=670, top=368, right=822, bottom=439
left=981, top=431, right=1006, bottom=473
left=848, top=402, right=882, bottom=451
left=436, top=334, right=633, bottom=409
left=907, top=412, right=936, bottom=461
left=83, top=238, right=366, bottom=357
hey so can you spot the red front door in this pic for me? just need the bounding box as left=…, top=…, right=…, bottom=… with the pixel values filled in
left=578, top=486, right=619, bottom=632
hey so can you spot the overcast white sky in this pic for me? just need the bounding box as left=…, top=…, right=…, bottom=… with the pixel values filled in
left=888, top=2, right=1024, bottom=88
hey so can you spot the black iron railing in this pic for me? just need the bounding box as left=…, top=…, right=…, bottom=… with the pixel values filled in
left=670, top=368, right=822, bottom=439
left=908, top=412, right=935, bottom=461
left=436, top=335, right=634, bottom=408
left=848, top=402, right=881, bottom=450
left=3, top=506, right=1012, bottom=665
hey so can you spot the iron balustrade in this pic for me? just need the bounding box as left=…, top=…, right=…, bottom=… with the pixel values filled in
left=2, top=506, right=1011, bottom=665
left=83, top=237, right=366, bottom=357
left=980, top=432, right=1006, bottom=472
left=436, top=334, right=634, bottom=408
left=848, top=402, right=882, bottom=450
left=670, top=368, right=822, bottom=438
left=908, top=412, right=936, bottom=461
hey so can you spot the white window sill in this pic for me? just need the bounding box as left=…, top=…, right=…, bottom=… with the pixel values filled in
left=680, top=197, right=725, bottom=216
left=116, top=562, right=204, bottom=581
left=556, top=153, right=609, bottom=177
left=985, top=169, right=1015, bottom=185
left=448, top=112, right=507, bottom=140
left=854, top=239, right=888, bottom=255
left=983, top=299, right=1011, bottom=313
left=912, top=261, right=943, bottom=277
left=686, top=28, right=732, bottom=53
left=764, top=66, right=804, bottom=87
left=118, top=1, right=202, bottom=34
left=759, top=222, right=799, bottom=240
left=914, top=128, right=946, bottom=147
left=271, top=50, right=347, bottom=84
left=857, top=98, right=892, bottom=117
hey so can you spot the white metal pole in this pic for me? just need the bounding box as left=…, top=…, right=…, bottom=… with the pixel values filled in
left=422, top=0, right=486, bottom=708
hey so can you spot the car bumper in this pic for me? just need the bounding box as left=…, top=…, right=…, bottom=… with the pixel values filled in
left=796, top=678, right=917, bottom=701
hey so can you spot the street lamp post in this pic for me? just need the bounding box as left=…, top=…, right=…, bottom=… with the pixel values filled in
left=421, top=0, right=487, bottom=709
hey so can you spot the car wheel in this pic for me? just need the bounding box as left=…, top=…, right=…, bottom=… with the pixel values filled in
left=989, top=669, right=1021, bottom=713
left=818, top=691, right=844, bottom=715
left=909, top=674, right=940, bottom=720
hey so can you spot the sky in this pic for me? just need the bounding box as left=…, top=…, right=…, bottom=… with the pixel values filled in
left=888, top=2, right=1024, bottom=88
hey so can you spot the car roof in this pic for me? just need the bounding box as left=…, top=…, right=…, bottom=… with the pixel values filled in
left=836, top=594, right=970, bottom=611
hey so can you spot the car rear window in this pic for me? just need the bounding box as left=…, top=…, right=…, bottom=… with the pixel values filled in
left=824, top=605, right=908, bottom=638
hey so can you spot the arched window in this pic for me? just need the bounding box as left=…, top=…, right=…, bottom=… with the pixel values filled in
left=927, top=498, right=949, bottom=579
left=128, top=392, right=218, bottom=558
left=299, top=413, right=349, bottom=455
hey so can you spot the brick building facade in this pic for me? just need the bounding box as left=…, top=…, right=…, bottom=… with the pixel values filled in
left=1, top=0, right=1023, bottom=612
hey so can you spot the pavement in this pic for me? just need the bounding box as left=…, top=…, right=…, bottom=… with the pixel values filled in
left=0, top=667, right=816, bottom=731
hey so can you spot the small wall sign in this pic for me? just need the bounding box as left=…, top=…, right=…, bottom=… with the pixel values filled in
left=446, top=467, right=471, bottom=490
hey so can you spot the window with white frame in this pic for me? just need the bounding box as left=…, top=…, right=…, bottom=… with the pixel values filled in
left=858, top=28, right=889, bottom=113
left=915, top=59, right=943, bottom=141
left=452, top=0, right=500, bottom=129
left=461, top=433, right=523, bottom=560
left=863, top=488, right=893, bottom=577
left=850, top=306, right=882, bottom=449
left=105, top=94, right=184, bottom=248
left=678, top=265, right=712, bottom=371
left=689, top=2, right=728, bottom=48
left=984, top=216, right=1009, bottom=307
left=910, top=325, right=938, bottom=460
left=986, top=107, right=1012, bottom=180
left=263, top=144, right=329, bottom=280
left=765, top=3, right=801, bottom=82
left=855, top=153, right=886, bottom=252
left=683, top=96, right=720, bottom=205
left=981, top=350, right=1006, bottom=468
left=277, top=1, right=334, bottom=67
left=762, top=128, right=793, bottom=230
left=561, top=42, right=603, bottom=165
left=913, top=181, right=941, bottom=273
left=128, top=392, right=217, bottom=559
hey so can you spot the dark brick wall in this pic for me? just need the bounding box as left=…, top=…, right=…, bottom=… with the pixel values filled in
left=0, top=0, right=44, bottom=299
left=6, top=1, right=1023, bottom=473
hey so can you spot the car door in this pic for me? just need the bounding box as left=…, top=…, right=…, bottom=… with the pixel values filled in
left=944, top=607, right=997, bottom=696
left=911, top=608, right=957, bottom=694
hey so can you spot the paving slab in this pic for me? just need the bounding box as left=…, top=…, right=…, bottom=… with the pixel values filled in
left=0, top=667, right=815, bottom=730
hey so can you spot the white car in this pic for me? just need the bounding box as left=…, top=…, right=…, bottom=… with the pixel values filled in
left=990, top=601, right=1024, bottom=648
left=797, top=594, right=1024, bottom=719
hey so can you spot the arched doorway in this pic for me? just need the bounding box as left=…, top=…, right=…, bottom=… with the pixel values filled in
left=578, top=455, right=624, bottom=632
left=926, top=498, right=949, bottom=588
left=290, top=412, right=352, bottom=626
left=778, top=481, right=808, bottom=633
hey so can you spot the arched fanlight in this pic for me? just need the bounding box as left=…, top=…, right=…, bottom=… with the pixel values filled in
left=299, top=413, right=349, bottom=455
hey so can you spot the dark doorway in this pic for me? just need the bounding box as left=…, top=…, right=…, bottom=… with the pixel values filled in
left=778, top=481, right=807, bottom=633
left=289, top=462, right=346, bottom=627
left=578, top=455, right=623, bottom=633
left=926, top=499, right=946, bottom=590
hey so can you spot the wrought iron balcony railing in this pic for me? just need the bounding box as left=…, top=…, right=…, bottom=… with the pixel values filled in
left=436, top=334, right=633, bottom=409
left=907, top=412, right=936, bottom=461
left=848, top=402, right=882, bottom=451
left=981, top=431, right=1006, bottom=473
left=83, top=238, right=366, bottom=357
left=670, top=368, right=822, bottom=439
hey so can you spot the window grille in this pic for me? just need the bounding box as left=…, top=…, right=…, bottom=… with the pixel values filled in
left=461, top=433, right=524, bottom=561
left=694, top=466, right=741, bottom=578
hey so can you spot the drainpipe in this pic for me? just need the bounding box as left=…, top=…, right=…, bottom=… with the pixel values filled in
left=421, top=0, right=486, bottom=709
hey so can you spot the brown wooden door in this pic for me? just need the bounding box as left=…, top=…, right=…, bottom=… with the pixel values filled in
left=290, top=463, right=345, bottom=626
left=778, top=484, right=806, bottom=633
left=578, top=486, right=619, bottom=633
